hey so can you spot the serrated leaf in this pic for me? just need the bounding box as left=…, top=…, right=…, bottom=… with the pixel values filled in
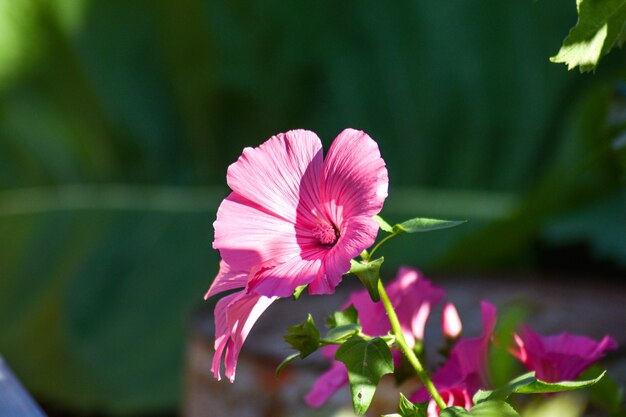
left=398, top=393, right=428, bottom=417
left=473, top=371, right=606, bottom=404
left=275, top=352, right=300, bottom=375
left=440, top=407, right=471, bottom=417
left=393, top=218, right=466, bottom=234
left=470, top=401, right=520, bottom=417
left=349, top=257, right=384, bottom=302
left=374, top=215, right=394, bottom=233
left=335, top=336, right=394, bottom=415
left=551, top=0, right=626, bottom=72
left=284, top=314, right=320, bottom=358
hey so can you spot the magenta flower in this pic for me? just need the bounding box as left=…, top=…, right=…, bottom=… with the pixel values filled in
left=412, top=301, right=497, bottom=410
left=213, top=128, right=388, bottom=297
left=511, top=326, right=618, bottom=382
left=305, top=267, right=445, bottom=407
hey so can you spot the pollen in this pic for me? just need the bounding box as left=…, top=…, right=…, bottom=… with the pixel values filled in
left=313, top=223, right=339, bottom=245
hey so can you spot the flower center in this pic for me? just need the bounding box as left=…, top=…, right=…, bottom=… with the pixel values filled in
left=312, top=223, right=339, bottom=246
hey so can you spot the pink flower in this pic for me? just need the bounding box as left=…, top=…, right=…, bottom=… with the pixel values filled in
left=207, top=129, right=387, bottom=382
left=305, top=267, right=445, bottom=407
left=412, top=301, right=497, bottom=412
left=511, top=326, right=618, bottom=382
left=213, top=128, right=388, bottom=298
left=442, top=303, right=462, bottom=340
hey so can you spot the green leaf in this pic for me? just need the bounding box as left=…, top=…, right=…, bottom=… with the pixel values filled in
left=284, top=314, right=320, bottom=358
left=469, top=401, right=521, bottom=417
left=473, top=371, right=606, bottom=404
left=292, top=285, right=307, bottom=300
left=275, top=352, right=300, bottom=376
left=551, top=0, right=626, bottom=72
left=374, top=215, right=394, bottom=233
left=440, top=407, right=471, bottom=417
left=398, top=393, right=428, bottom=417
left=349, top=257, right=384, bottom=302
left=335, top=335, right=394, bottom=415
left=582, top=366, right=624, bottom=412
left=393, top=218, right=466, bottom=234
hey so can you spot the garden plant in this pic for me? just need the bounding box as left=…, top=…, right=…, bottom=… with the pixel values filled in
left=205, top=129, right=620, bottom=417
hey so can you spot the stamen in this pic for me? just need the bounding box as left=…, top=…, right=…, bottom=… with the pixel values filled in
left=312, top=223, right=339, bottom=245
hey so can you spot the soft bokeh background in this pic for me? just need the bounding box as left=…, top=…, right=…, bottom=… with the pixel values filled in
left=0, top=0, right=624, bottom=415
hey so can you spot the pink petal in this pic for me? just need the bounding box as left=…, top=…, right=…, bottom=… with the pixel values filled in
left=226, top=130, right=324, bottom=225
left=214, top=192, right=300, bottom=271
left=211, top=290, right=276, bottom=382
left=304, top=361, right=349, bottom=407
left=211, top=293, right=239, bottom=381
left=321, top=128, right=388, bottom=222
left=443, top=303, right=463, bottom=339
left=309, top=215, right=380, bottom=295
left=204, top=261, right=248, bottom=300
left=247, top=255, right=323, bottom=297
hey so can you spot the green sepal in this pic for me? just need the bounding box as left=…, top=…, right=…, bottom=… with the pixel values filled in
left=349, top=257, right=384, bottom=302
left=323, top=323, right=361, bottom=344
left=473, top=371, right=606, bottom=404
left=393, top=217, right=466, bottom=234
left=374, top=215, right=394, bottom=233
left=326, top=304, right=359, bottom=328
left=275, top=352, right=300, bottom=376
left=398, top=393, right=428, bottom=417
left=335, top=335, right=394, bottom=415
left=283, top=314, right=320, bottom=358
left=292, top=285, right=307, bottom=300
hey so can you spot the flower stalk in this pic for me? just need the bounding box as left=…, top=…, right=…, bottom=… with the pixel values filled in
left=377, top=279, right=447, bottom=411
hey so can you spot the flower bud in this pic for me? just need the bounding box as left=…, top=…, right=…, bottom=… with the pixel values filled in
left=442, top=303, right=462, bottom=340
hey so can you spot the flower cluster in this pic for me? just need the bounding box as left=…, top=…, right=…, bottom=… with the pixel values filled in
left=205, top=128, right=619, bottom=416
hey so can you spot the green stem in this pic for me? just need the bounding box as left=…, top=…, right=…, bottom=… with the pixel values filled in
left=367, top=231, right=399, bottom=260
left=377, top=280, right=447, bottom=411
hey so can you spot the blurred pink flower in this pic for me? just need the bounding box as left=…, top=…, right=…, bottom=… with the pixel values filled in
left=442, top=303, right=462, bottom=340
left=511, top=326, right=618, bottom=382
left=305, top=267, right=445, bottom=407
left=213, top=128, right=388, bottom=298
left=412, top=301, right=497, bottom=413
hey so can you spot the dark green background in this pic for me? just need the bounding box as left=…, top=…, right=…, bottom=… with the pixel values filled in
left=0, top=0, right=624, bottom=414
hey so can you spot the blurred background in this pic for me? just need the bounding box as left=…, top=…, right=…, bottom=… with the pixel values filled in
left=0, top=0, right=624, bottom=416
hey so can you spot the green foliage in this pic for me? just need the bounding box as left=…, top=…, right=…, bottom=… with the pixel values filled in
left=581, top=366, right=625, bottom=413
left=349, top=257, right=384, bottom=302
left=552, top=0, right=626, bottom=72
left=335, top=335, right=394, bottom=415
left=473, top=371, right=606, bottom=404
left=284, top=314, right=321, bottom=359
left=393, top=218, right=466, bottom=234
left=440, top=401, right=520, bottom=417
